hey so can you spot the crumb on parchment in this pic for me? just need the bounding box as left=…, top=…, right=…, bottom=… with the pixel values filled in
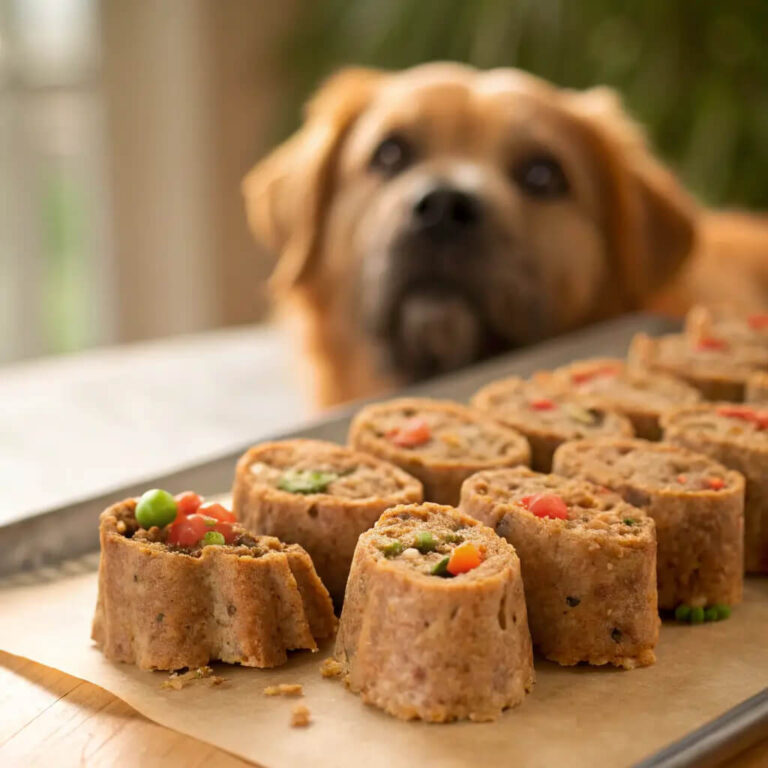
left=291, top=703, right=311, bottom=727
left=161, top=666, right=226, bottom=690
left=263, top=683, right=304, bottom=697
left=319, top=658, right=342, bottom=678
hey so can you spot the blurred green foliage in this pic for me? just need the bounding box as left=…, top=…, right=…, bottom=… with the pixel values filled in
left=279, top=0, right=768, bottom=208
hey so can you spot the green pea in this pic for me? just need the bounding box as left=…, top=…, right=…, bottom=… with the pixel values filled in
left=623, top=518, right=635, bottom=526
left=674, top=604, right=692, bottom=622
left=704, top=606, right=719, bottom=622
left=690, top=606, right=705, bottom=624
left=135, top=489, right=178, bottom=529
left=431, top=556, right=451, bottom=577
left=413, top=530, right=436, bottom=553
left=202, top=531, right=226, bottom=546
left=278, top=469, right=339, bottom=494
left=715, top=604, right=731, bottom=620
left=379, top=538, right=403, bottom=557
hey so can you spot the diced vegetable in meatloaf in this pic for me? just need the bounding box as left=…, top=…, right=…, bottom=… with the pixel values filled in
left=232, top=439, right=423, bottom=606
left=547, top=357, right=701, bottom=439
left=335, top=503, right=534, bottom=723
left=629, top=332, right=768, bottom=402
left=460, top=467, right=658, bottom=669
left=348, top=397, right=530, bottom=505
left=552, top=438, right=744, bottom=612
left=92, top=493, right=336, bottom=671
left=662, top=403, right=768, bottom=573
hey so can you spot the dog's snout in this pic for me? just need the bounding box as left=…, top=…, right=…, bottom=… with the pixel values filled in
left=412, top=185, right=481, bottom=236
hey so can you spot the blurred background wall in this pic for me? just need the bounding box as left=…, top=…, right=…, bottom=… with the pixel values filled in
left=2, top=0, right=766, bottom=364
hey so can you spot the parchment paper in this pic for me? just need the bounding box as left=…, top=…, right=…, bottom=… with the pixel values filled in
left=1, top=564, right=766, bottom=768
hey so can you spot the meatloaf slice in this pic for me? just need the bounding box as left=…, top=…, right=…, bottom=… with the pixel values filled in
left=552, top=438, right=744, bottom=612
left=348, top=397, right=530, bottom=505
left=335, top=503, right=534, bottom=722
left=547, top=357, right=701, bottom=439
left=472, top=374, right=633, bottom=470
left=629, top=332, right=768, bottom=402
left=92, top=498, right=336, bottom=671
left=460, top=467, right=658, bottom=669
left=662, top=403, right=768, bottom=573
left=232, top=439, right=423, bottom=605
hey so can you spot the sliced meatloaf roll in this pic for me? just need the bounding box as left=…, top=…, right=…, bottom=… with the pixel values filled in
left=547, top=357, right=701, bottom=439
left=471, top=375, right=633, bottom=471
left=460, top=467, right=658, bottom=669
left=662, top=403, right=768, bottom=573
left=629, top=332, right=768, bottom=402
left=348, top=398, right=530, bottom=506
left=232, top=439, right=423, bottom=605
left=552, top=438, right=744, bottom=612
left=335, top=503, right=534, bottom=722
left=92, top=493, right=336, bottom=671
left=686, top=305, right=768, bottom=348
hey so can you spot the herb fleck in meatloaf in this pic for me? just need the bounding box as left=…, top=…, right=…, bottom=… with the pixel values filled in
left=460, top=467, right=658, bottom=669
left=552, top=438, right=744, bottom=612
left=232, top=439, right=423, bottom=605
left=662, top=404, right=768, bottom=573
left=686, top=305, right=768, bottom=348
left=472, top=375, right=633, bottom=471
left=547, top=357, right=701, bottom=440
left=92, top=497, right=336, bottom=670
left=348, top=398, right=530, bottom=505
left=335, top=503, right=534, bottom=722
left=629, top=332, right=768, bottom=402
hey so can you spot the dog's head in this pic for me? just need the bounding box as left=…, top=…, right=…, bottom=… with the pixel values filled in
left=244, top=63, right=697, bottom=389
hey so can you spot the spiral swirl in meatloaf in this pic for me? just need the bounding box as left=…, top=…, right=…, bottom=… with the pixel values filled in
left=461, top=467, right=658, bottom=669
left=552, top=438, right=744, bottom=611
left=472, top=374, right=634, bottom=470
left=232, top=439, right=423, bottom=605
left=92, top=499, right=336, bottom=670
left=348, top=397, right=530, bottom=505
left=335, top=503, right=534, bottom=722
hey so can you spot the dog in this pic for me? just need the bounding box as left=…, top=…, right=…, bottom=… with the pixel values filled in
left=243, top=63, right=768, bottom=407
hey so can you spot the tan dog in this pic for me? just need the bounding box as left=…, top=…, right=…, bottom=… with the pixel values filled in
left=243, top=63, right=768, bottom=407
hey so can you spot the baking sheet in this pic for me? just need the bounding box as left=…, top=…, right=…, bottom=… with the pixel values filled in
left=1, top=567, right=766, bottom=768
left=3, top=313, right=766, bottom=766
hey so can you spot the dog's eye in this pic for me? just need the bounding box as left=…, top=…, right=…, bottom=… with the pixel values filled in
left=369, top=135, right=412, bottom=176
left=513, top=155, right=569, bottom=199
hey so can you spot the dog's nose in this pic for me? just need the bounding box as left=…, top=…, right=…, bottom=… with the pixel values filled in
left=412, top=185, right=481, bottom=236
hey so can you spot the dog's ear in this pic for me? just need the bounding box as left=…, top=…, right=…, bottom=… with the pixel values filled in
left=242, top=67, right=383, bottom=293
left=564, top=86, right=699, bottom=308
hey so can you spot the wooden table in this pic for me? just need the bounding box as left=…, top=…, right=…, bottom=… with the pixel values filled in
left=1, top=650, right=765, bottom=768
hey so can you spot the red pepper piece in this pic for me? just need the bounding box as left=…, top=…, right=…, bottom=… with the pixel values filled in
left=707, top=477, right=725, bottom=490
left=697, top=336, right=728, bottom=351
left=175, top=491, right=203, bottom=518
left=571, top=365, right=620, bottom=385
left=520, top=493, right=569, bottom=519
left=167, top=513, right=210, bottom=547
left=748, top=313, right=768, bottom=330
left=676, top=474, right=688, bottom=484
left=198, top=501, right=236, bottom=523
left=387, top=418, right=431, bottom=447
left=529, top=397, right=557, bottom=411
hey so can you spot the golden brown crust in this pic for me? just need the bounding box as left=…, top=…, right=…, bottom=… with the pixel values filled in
left=460, top=467, right=658, bottom=669
left=552, top=437, right=744, bottom=610
left=232, top=439, right=423, bottom=605
left=348, top=397, right=531, bottom=505
left=335, top=503, right=534, bottom=722
left=92, top=499, right=336, bottom=670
